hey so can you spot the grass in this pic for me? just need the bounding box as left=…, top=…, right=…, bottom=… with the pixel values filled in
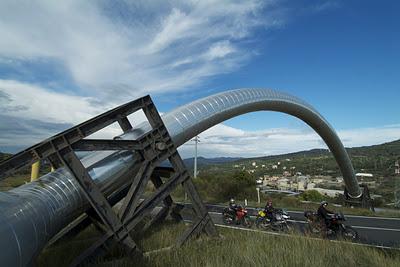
left=37, top=220, right=188, bottom=267
left=38, top=221, right=400, bottom=267
left=0, top=174, right=30, bottom=191
left=37, top=225, right=104, bottom=266
left=143, top=228, right=400, bottom=267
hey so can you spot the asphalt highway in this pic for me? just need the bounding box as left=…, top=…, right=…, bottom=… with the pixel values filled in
left=182, top=203, right=400, bottom=248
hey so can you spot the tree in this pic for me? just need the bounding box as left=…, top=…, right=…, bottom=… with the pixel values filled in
left=300, top=190, right=326, bottom=202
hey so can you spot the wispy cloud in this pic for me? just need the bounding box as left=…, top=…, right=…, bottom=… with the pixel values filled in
left=0, top=114, right=72, bottom=152
left=0, top=79, right=149, bottom=152
left=0, top=79, right=102, bottom=123
left=0, top=0, right=286, bottom=152
left=311, top=1, right=340, bottom=13
left=0, top=0, right=282, bottom=101
left=178, top=123, right=400, bottom=158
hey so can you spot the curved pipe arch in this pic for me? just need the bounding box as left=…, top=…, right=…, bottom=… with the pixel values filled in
left=159, top=88, right=361, bottom=198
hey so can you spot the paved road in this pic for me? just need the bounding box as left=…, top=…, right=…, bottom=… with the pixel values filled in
left=182, top=203, right=400, bottom=248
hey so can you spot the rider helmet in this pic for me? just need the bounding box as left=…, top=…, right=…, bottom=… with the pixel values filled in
left=230, top=198, right=235, bottom=204
left=320, top=200, right=328, bottom=207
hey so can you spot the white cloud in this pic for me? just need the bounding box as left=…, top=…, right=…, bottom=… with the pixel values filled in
left=145, top=8, right=198, bottom=54
left=0, top=79, right=151, bottom=151
left=178, top=123, right=400, bottom=158
left=311, top=1, right=340, bottom=13
left=0, top=0, right=281, bottom=100
left=204, top=41, right=237, bottom=61
left=339, top=125, right=400, bottom=148
left=0, top=79, right=102, bottom=124
left=0, top=0, right=285, bottom=152
left=1, top=77, right=399, bottom=156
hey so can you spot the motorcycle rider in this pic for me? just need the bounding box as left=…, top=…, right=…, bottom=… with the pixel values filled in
left=317, top=200, right=334, bottom=230
left=264, top=200, right=275, bottom=221
left=228, top=198, right=239, bottom=218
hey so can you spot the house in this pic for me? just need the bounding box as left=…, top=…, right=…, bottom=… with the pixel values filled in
left=355, top=173, right=373, bottom=181
left=277, top=178, right=290, bottom=190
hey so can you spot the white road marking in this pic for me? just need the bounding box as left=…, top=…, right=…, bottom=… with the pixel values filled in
left=202, top=204, right=400, bottom=223
left=206, top=221, right=400, bottom=251
left=351, top=225, right=400, bottom=232
left=208, top=211, right=400, bottom=232
left=184, top=215, right=400, bottom=250
left=195, top=203, right=400, bottom=221
left=203, top=204, right=400, bottom=221
left=287, top=210, right=400, bottom=220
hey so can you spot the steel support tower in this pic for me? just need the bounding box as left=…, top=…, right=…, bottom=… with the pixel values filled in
left=0, top=95, right=218, bottom=266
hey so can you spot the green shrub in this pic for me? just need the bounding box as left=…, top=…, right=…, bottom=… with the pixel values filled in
left=193, top=170, right=256, bottom=203
left=300, top=190, right=327, bottom=202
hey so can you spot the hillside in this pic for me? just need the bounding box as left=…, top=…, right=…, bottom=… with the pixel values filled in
left=183, top=156, right=242, bottom=169
left=190, top=139, right=400, bottom=205
left=2, top=140, right=399, bottom=175
left=196, top=139, right=400, bottom=177
left=0, top=152, right=11, bottom=162
left=244, top=139, right=400, bottom=170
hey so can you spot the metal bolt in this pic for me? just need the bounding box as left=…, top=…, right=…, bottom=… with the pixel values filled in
left=155, top=142, right=167, bottom=151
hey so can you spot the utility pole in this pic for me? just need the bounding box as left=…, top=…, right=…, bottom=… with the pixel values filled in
left=193, top=135, right=200, bottom=179
left=186, top=135, right=199, bottom=202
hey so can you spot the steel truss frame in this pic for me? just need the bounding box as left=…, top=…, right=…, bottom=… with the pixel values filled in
left=0, top=95, right=218, bottom=266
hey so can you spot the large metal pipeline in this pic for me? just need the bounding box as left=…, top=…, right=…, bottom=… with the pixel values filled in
left=0, top=88, right=360, bottom=266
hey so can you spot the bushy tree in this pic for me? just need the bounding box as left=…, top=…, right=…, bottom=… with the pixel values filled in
left=193, top=170, right=257, bottom=203
left=300, top=190, right=326, bottom=202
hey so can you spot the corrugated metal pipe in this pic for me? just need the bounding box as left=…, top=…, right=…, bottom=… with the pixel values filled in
left=0, top=88, right=360, bottom=266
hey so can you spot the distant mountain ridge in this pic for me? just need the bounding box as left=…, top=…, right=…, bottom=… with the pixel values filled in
left=2, top=139, right=399, bottom=169
left=183, top=139, right=400, bottom=177
left=237, top=139, right=400, bottom=161
left=183, top=139, right=398, bottom=166
left=182, top=156, right=243, bottom=169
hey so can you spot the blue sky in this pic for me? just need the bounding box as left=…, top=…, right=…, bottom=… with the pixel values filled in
left=0, top=0, right=399, bottom=157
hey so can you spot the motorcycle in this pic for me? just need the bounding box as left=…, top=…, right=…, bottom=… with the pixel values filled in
left=222, top=205, right=252, bottom=227
left=304, top=211, right=358, bottom=241
left=255, top=208, right=291, bottom=232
